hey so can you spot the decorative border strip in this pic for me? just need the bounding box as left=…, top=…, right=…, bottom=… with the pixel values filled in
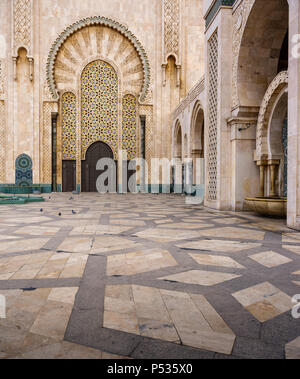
left=46, top=16, right=151, bottom=102
left=173, top=76, right=205, bottom=120
left=0, top=184, right=52, bottom=194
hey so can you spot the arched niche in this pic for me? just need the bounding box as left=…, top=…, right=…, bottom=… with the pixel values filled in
left=190, top=101, right=204, bottom=157
left=190, top=101, right=205, bottom=185
left=255, top=71, right=288, bottom=199
left=256, top=71, right=288, bottom=158
left=174, top=121, right=182, bottom=160
left=236, top=0, right=288, bottom=109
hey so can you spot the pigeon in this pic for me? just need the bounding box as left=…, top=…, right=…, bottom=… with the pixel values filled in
left=58, top=213, right=62, bottom=216
left=40, top=208, right=43, bottom=212
left=72, top=210, right=77, bottom=214
left=69, top=197, right=74, bottom=200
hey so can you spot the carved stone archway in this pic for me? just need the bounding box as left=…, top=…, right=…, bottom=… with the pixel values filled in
left=46, top=16, right=151, bottom=102
left=190, top=101, right=205, bottom=185
left=256, top=71, right=288, bottom=158
left=44, top=17, right=154, bottom=192
left=255, top=71, right=288, bottom=198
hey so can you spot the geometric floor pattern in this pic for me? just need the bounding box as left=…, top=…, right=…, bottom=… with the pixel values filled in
left=104, top=285, right=236, bottom=355
left=0, top=193, right=299, bottom=359
left=232, top=282, right=293, bottom=322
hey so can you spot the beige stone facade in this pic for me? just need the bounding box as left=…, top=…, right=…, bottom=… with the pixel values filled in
left=0, top=0, right=204, bottom=191
left=172, top=0, right=299, bottom=230
left=1, top=0, right=300, bottom=230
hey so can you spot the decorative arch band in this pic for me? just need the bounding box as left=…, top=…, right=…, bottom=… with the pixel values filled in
left=256, top=70, right=288, bottom=157
left=46, top=16, right=151, bottom=102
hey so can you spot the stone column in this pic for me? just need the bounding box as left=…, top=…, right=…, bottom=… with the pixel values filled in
left=228, top=118, right=259, bottom=210
left=204, top=8, right=233, bottom=210
left=173, top=156, right=182, bottom=194
left=184, top=158, right=193, bottom=195
left=268, top=160, right=280, bottom=198
left=287, top=0, right=300, bottom=229
left=259, top=163, right=265, bottom=198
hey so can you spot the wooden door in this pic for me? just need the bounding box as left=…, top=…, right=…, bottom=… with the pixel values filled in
left=81, top=142, right=115, bottom=192
left=62, top=161, right=76, bottom=192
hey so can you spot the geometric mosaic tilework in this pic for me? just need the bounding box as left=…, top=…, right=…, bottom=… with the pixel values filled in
left=62, top=92, right=77, bottom=160
left=122, top=94, right=137, bottom=160
left=207, top=31, right=218, bottom=201
left=81, top=60, right=118, bottom=159
left=15, top=153, right=33, bottom=186
left=140, top=104, right=154, bottom=180
left=42, top=102, right=55, bottom=184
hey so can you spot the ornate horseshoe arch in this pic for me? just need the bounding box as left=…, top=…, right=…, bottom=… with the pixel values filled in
left=256, top=71, right=288, bottom=158
left=46, top=16, right=151, bottom=102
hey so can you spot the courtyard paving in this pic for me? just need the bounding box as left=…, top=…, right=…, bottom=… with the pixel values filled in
left=0, top=193, right=299, bottom=359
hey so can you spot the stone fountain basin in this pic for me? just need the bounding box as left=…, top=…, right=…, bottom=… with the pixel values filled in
left=244, top=197, right=287, bottom=218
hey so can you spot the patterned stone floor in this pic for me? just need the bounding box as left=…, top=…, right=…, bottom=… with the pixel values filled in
left=0, top=193, right=299, bottom=359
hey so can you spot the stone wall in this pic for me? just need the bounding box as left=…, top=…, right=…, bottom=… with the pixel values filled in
left=0, top=0, right=205, bottom=186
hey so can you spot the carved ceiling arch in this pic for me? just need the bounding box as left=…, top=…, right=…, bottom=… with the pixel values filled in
left=256, top=71, right=288, bottom=158
left=233, top=0, right=288, bottom=109
left=46, top=16, right=151, bottom=102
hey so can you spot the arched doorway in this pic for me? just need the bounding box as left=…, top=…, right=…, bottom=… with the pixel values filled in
left=81, top=141, right=115, bottom=192
left=62, top=161, right=76, bottom=193
left=174, top=121, right=182, bottom=160
left=172, top=121, right=183, bottom=192
left=190, top=102, right=205, bottom=186
left=53, top=20, right=149, bottom=194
